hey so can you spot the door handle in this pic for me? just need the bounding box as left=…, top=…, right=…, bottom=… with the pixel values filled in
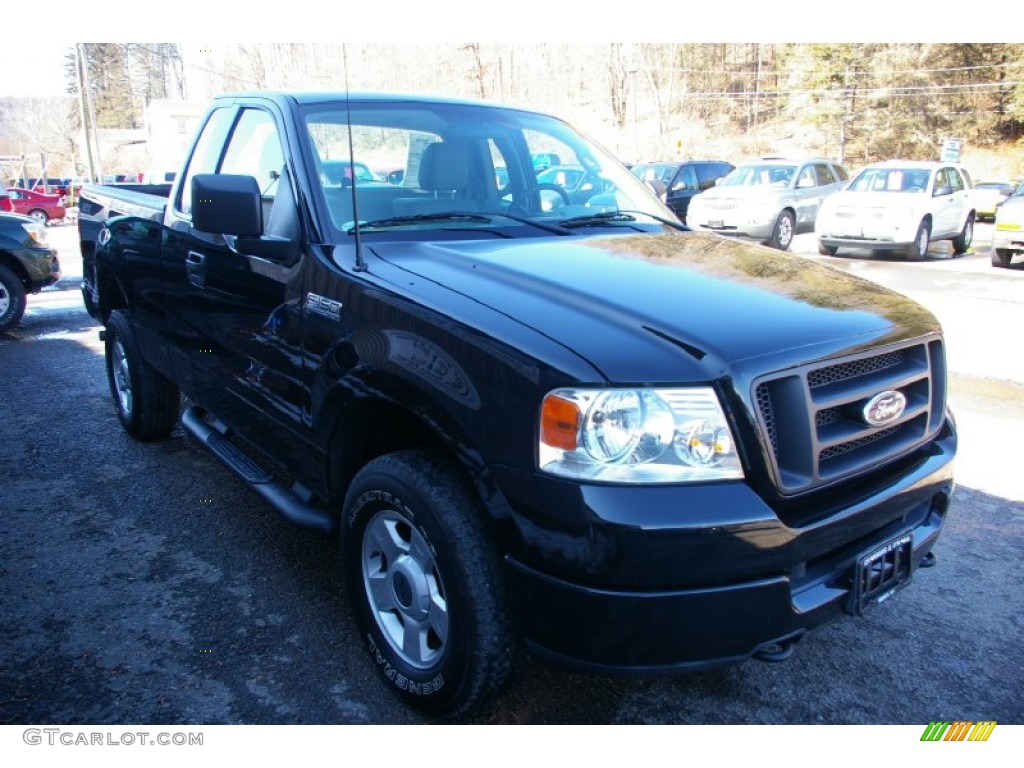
left=186, top=250, right=206, bottom=287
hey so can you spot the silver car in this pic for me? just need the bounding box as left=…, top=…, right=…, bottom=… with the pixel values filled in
left=687, top=157, right=849, bottom=250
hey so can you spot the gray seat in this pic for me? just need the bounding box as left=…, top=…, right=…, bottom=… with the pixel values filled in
left=392, top=140, right=484, bottom=216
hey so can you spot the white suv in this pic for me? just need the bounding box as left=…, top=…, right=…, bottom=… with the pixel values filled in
left=687, top=157, right=848, bottom=251
left=816, top=160, right=975, bottom=261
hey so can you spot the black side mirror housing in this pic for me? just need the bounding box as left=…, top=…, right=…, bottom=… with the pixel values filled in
left=192, top=174, right=263, bottom=236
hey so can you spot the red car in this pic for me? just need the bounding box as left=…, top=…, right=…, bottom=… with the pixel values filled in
left=5, top=187, right=66, bottom=224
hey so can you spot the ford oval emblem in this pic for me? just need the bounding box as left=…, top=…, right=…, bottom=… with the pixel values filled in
left=862, top=390, right=906, bottom=427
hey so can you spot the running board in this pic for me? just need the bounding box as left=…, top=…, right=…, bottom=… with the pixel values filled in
left=181, top=405, right=337, bottom=535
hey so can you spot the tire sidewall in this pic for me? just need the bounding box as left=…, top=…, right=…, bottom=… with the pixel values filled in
left=0, top=264, right=27, bottom=333
left=342, top=461, right=479, bottom=714
left=105, top=311, right=141, bottom=433
left=771, top=211, right=794, bottom=250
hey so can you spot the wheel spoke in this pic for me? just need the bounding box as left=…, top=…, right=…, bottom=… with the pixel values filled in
left=368, top=517, right=408, bottom=563
left=402, top=616, right=431, bottom=663
left=366, top=570, right=397, bottom=612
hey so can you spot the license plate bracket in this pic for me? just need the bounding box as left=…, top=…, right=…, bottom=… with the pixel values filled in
left=849, top=533, right=913, bottom=615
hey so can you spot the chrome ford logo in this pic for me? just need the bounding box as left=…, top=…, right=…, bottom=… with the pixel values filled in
left=862, top=390, right=906, bottom=427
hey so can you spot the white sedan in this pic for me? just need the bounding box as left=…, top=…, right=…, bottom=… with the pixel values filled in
left=815, top=160, right=976, bottom=261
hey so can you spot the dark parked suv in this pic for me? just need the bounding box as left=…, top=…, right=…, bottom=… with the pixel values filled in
left=0, top=212, right=61, bottom=332
left=631, top=160, right=734, bottom=223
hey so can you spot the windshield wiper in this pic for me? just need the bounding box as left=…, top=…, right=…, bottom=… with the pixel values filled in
left=345, top=212, right=493, bottom=232
left=557, top=210, right=687, bottom=231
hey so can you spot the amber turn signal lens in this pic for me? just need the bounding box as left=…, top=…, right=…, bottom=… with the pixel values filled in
left=541, top=394, right=580, bottom=451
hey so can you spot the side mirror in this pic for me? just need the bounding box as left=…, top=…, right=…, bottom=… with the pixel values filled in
left=191, top=173, right=296, bottom=262
left=192, top=174, right=263, bottom=236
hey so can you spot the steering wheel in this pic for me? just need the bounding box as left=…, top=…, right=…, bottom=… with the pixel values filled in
left=527, top=183, right=572, bottom=211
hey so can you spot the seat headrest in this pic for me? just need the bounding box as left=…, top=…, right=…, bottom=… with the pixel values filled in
left=418, top=140, right=473, bottom=192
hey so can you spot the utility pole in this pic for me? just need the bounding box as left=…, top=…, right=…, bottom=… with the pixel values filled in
left=75, top=44, right=96, bottom=182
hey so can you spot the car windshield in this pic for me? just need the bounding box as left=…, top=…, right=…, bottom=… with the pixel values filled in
left=719, top=163, right=796, bottom=188
left=301, top=97, right=674, bottom=238
left=848, top=167, right=931, bottom=193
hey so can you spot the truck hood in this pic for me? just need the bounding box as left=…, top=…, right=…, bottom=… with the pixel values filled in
left=369, top=231, right=939, bottom=383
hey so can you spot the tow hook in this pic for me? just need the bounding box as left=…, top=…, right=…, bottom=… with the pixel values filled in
left=919, top=551, right=937, bottom=569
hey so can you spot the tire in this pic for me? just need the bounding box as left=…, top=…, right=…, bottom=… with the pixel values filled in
left=767, top=210, right=795, bottom=250
left=992, top=248, right=1013, bottom=268
left=905, top=220, right=930, bottom=261
left=818, top=241, right=838, bottom=256
left=104, top=309, right=181, bottom=439
left=952, top=214, right=974, bottom=255
left=27, top=209, right=48, bottom=225
left=0, top=263, right=27, bottom=333
left=342, top=450, right=518, bottom=718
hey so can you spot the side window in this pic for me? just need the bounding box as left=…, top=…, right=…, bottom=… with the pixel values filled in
left=796, top=165, right=817, bottom=188
left=674, top=165, right=698, bottom=191
left=694, top=163, right=723, bottom=189
left=948, top=168, right=965, bottom=192
left=934, top=168, right=950, bottom=194
left=813, top=163, right=836, bottom=186
left=220, top=109, right=286, bottom=197
left=176, top=106, right=234, bottom=216
left=832, top=164, right=849, bottom=182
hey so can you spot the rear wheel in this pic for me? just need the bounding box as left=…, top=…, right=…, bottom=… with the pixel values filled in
left=992, top=248, right=1013, bottom=268
left=952, top=214, right=974, bottom=255
left=104, top=310, right=181, bottom=439
left=27, top=209, right=48, bottom=225
left=905, top=221, right=930, bottom=261
left=342, top=450, right=518, bottom=718
left=0, top=264, right=27, bottom=333
left=767, top=210, right=795, bottom=250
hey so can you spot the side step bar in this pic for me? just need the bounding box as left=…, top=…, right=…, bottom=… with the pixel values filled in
left=181, top=405, right=337, bottom=535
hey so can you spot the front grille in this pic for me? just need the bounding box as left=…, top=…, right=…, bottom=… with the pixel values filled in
left=754, top=338, right=946, bottom=495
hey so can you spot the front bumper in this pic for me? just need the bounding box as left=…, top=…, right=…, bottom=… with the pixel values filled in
left=16, top=247, right=61, bottom=291
left=497, top=420, right=956, bottom=672
left=992, top=227, right=1024, bottom=253
left=818, top=234, right=911, bottom=252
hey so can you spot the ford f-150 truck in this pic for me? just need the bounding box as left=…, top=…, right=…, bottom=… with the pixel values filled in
left=79, top=91, right=957, bottom=718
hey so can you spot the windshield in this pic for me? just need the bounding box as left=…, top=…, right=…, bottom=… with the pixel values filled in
left=719, top=163, right=797, bottom=188
left=300, top=97, right=675, bottom=237
left=848, top=167, right=931, bottom=193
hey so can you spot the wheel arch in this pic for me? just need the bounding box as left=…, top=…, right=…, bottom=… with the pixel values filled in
left=0, top=251, right=31, bottom=290
left=322, top=385, right=515, bottom=531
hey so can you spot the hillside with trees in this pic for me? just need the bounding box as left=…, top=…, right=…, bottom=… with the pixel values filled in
left=4, top=43, right=1023, bottom=180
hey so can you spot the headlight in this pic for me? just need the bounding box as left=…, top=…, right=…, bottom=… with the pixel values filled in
left=539, top=387, right=744, bottom=483
left=21, top=222, right=48, bottom=246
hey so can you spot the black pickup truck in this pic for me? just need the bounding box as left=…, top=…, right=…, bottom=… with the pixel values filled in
left=79, top=91, right=957, bottom=718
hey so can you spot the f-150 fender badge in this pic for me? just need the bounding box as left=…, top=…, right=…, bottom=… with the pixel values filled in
left=306, top=293, right=343, bottom=321
left=862, top=390, right=906, bottom=427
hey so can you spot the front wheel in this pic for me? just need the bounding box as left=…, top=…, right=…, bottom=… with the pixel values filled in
left=767, top=210, right=795, bottom=250
left=0, top=264, right=27, bottom=333
left=992, top=248, right=1013, bottom=268
left=342, top=450, right=518, bottom=718
left=28, top=209, right=49, bottom=225
left=104, top=310, right=181, bottom=439
left=905, top=221, right=930, bottom=261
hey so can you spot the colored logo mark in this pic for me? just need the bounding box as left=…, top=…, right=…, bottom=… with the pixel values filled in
left=920, top=721, right=997, bottom=742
